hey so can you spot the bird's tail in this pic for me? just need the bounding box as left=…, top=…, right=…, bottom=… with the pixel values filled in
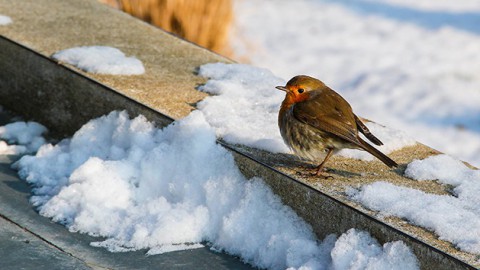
left=354, top=115, right=383, bottom=146
left=357, top=137, right=398, bottom=168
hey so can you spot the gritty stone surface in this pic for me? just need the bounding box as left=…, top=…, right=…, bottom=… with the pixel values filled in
left=0, top=0, right=477, bottom=268
left=230, top=142, right=479, bottom=268
left=0, top=0, right=228, bottom=120
left=0, top=217, right=92, bottom=270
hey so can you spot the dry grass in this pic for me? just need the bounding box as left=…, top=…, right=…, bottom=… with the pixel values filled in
left=100, top=0, right=233, bottom=57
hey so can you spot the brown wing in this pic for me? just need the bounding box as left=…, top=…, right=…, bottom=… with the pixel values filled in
left=354, top=115, right=383, bottom=146
left=293, top=88, right=361, bottom=145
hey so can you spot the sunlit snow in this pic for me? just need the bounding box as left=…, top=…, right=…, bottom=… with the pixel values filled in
left=52, top=46, right=145, bottom=75
left=9, top=111, right=418, bottom=269
left=232, top=0, right=480, bottom=166
left=0, top=14, right=12, bottom=25
left=350, top=154, right=480, bottom=254
left=198, top=63, right=416, bottom=160
left=0, top=121, right=47, bottom=155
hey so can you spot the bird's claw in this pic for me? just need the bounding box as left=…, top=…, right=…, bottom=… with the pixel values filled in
left=295, top=168, right=333, bottom=179
left=315, top=174, right=334, bottom=179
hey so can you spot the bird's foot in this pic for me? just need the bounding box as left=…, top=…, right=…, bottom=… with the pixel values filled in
left=295, top=167, right=333, bottom=179
left=315, top=165, right=335, bottom=179
left=315, top=173, right=334, bottom=179
left=294, top=165, right=316, bottom=176
left=314, top=169, right=334, bottom=179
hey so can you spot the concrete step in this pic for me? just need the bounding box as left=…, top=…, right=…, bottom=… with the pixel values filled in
left=0, top=0, right=477, bottom=269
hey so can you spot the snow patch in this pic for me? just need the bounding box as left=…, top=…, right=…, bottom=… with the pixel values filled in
left=350, top=155, right=480, bottom=254
left=14, top=110, right=418, bottom=269
left=0, top=15, right=12, bottom=25
left=52, top=46, right=145, bottom=75
left=330, top=229, right=418, bottom=270
left=198, top=63, right=288, bottom=153
left=0, top=121, right=47, bottom=154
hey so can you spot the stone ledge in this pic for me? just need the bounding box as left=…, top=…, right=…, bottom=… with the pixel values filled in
left=0, top=0, right=228, bottom=121
left=0, top=0, right=477, bottom=269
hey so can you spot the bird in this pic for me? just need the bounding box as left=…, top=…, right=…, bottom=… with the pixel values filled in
left=276, top=75, right=398, bottom=177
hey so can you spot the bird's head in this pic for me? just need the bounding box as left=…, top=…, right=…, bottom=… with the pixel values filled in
left=276, top=75, right=325, bottom=103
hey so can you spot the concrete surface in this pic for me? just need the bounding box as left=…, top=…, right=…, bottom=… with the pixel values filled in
left=0, top=217, right=90, bottom=270
left=0, top=0, right=227, bottom=121
left=0, top=0, right=478, bottom=269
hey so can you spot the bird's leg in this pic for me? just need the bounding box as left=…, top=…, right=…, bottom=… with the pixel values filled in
left=315, top=148, right=334, bottom=176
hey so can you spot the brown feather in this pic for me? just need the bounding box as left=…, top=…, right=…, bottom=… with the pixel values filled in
left=277, top=75, right=398, bottom=172
left=354, top=115, right=383, bottom=146
left=357, top=137, right=398, bottom=167
left=293, top=88, right=360, bottom=146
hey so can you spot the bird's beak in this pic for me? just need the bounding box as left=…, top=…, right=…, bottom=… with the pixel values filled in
left=276, top=86, right=288, bottom=92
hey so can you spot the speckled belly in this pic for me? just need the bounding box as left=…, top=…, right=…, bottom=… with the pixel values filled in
left=279, top=109, right=333, bottom=161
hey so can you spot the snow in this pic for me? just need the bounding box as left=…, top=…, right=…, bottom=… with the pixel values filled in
left=330, top=229, right=418, bottom=270
left=198, top=63, right=415, bottom=160
left=232, top=0, right=480, bottom=167
left=13, top=110, right=418, bottom=269
left=145, top=243, right=205, bottom=255
left=0, top=121, right=47, bottom=155
left=0, top=14, right=12, bottom=25
left=197, top=63, right=288, bottom=153
left=350, top=155, right=480, bottom=254
left=52, top=46, right=145, bottom=75
left=404, top=154, right=479, bottom=184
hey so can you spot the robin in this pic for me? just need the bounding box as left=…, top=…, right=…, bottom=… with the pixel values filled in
left=276, top=75, right=397, bottom=177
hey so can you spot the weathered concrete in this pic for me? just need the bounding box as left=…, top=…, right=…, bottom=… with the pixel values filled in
left=0, top=37, right=173, bottom=137
left=0, top=216, right=91, bottom=270
left=0, top=0, right=228, bottom=122
left=0, top=0, right=478, bottom=269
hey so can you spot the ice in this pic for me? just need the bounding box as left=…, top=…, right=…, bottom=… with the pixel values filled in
left=232, top=0, right=480, bottom=166
left=14, top=111, right=418, bottom=269
left=52, top=46, right=145, bottom=75
left=198, top=63, right=415, bottom=160
left=0, top=14, right=12, bottom=25
left=0, top=121, right=47, bottom=154
left=350, top=155, right=480, bottom=254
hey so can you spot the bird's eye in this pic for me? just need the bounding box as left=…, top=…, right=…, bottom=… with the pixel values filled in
left=298, top=88, right=305, bottom=93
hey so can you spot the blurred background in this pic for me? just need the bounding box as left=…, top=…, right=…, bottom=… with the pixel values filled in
left=99, top=0, right=480, bottom=167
